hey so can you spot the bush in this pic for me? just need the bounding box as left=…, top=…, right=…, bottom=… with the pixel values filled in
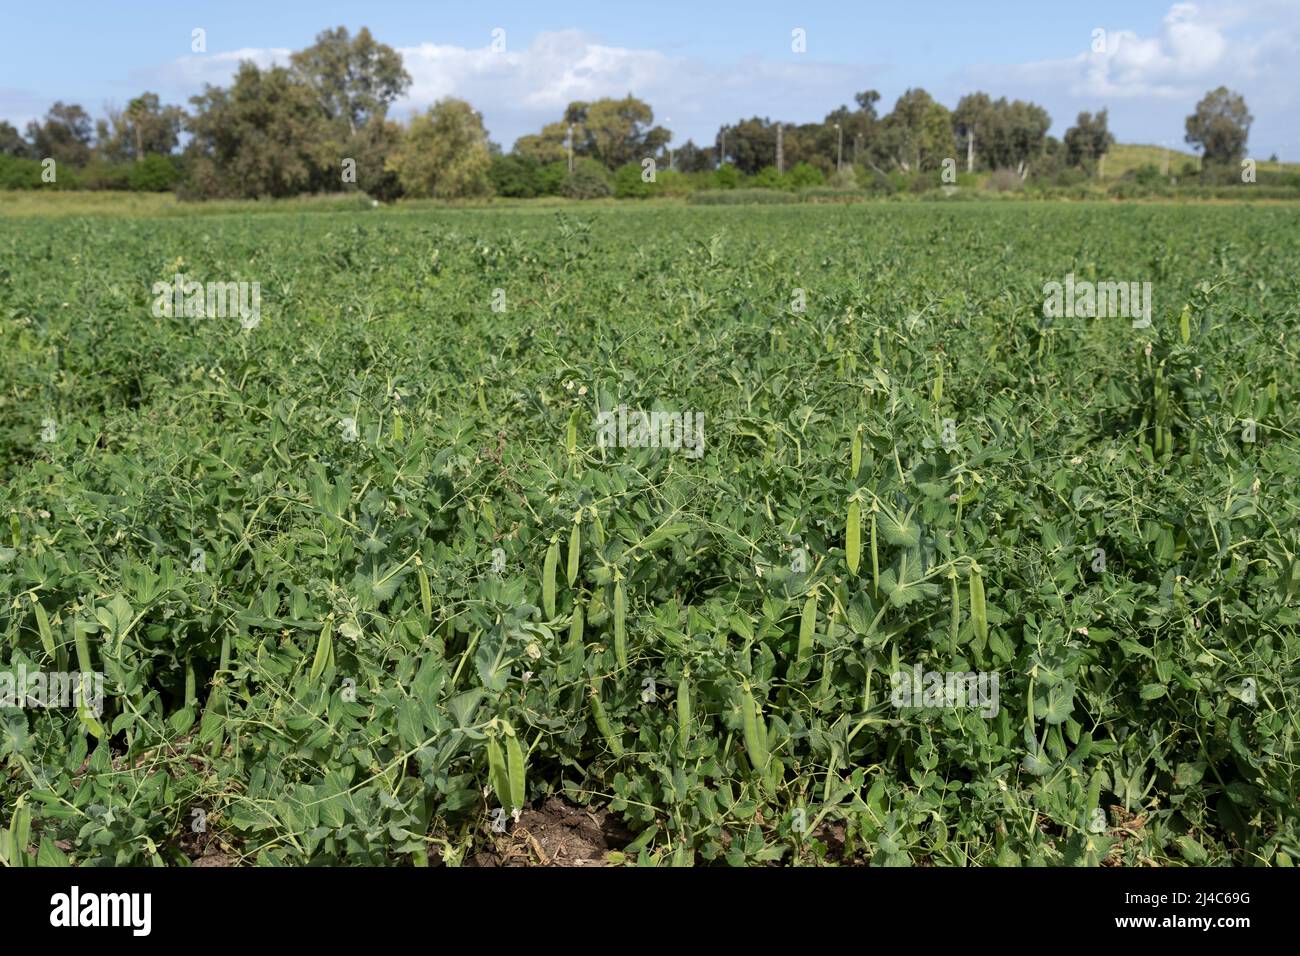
left=828, top=167, right=858, bottom=190
left=986, top=168, right=1024, bottom=192
left=537, top=162, right=567, bottom=196
left=128, top=154, right=180, bottom=192
left=800, top=187, right=871, bottom=203
left=750, top=166, right=784, bottom=189
left=79, top=161, right=132, bottom=191
left=613, top=161, right=655, bottom=198
left=489, top=154, right=542, bottom=198
left=713, top=163, right=741, bottom=189
left=854, top=165, right=895, bottom=194
left=1133, top=163, right=1163, bottom=187
left=176, top=156, right=232, bottom=201
left=0, top=154, right=44, bottom=189
left=653, top=169, right=692, bottom=196
left=687, top=188, right=798, bottom=205
left=562, top=158, right=612, bottom=199
left=785, top=162, right=825, bottom=189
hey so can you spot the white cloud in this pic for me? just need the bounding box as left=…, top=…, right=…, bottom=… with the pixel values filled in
left=953, top=2, right=1300, bottom=155
left=393, top=31, right=868, bottom=146
left=129, top=48, right=293, bottom=94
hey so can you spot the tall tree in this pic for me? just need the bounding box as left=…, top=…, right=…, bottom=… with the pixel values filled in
left=95, top=93, right=185, bottom=163
left=513, top=125, right=569, bottom=165
left=186, top=63, right=332, bottom=198
left=673, top=139, right=714, bottom=173
left=1063, top=109, right=1114, bottom=168
left=823, top=90, right=882, bottom=167
left=715, top=117, right=777, bottom=174
left=583, top=96, right=670, bottom=168
left=25, top=102, right=93, bottom=166
left=386, top=98, right=492, bottom=198
left=954, top=92, right=992, bottom=172
left=879, top=89, right=952, bottom=172
left=0, top=121, right=28, bottom=157
left=290, top=26, right=411, bottom=136
left=1185, top=87, right=1252, bottom=165
left=978, top=98, right=1051, bottom=174
left=514, top=97, right=668, bottom=171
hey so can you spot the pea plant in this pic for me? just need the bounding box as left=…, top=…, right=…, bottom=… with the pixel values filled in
left=1, top=203, right=1297, bottom=866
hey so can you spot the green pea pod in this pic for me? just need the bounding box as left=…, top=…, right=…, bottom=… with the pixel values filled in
left=613, top=579, right=627, bottom=669
left=677, top=672, right=691, bottom=753
left=850, top=429, right=861, bottom=479
left=950, top=574, right=961, bottom=645
left=418, top=563, right=432, bottom=618
left=32, top=599, right=56, bottom=660
left=566, top=408, right=579, bottom=455
left=73, top=621, right=93, bottom=675
left=543, top=536, right=559, bottom=618
left=9, top=803, right=30, bottom=864
left=506, top=731, right=526, bottom=813
left=970, top=566, right=988, bottom=643
left=487, top=736, right=511, bottom=811
left=567, top=520, right=581, bottom=587
left=846, top=499, right=861, bottom=575
left=589, top=684, right=623, bottom=757
left=1179, top=305, right=1191, bottom=344
left=768, top=755, right=784, bottom=793
left=78, top=707, right=105, bottom=741
left=870, top=510, right=879, bottom=594
left=741, top=683, right=769, bottom=773
left=797, top=590, right=817, bottom=666
left=309, top=616, right=334, bottom=681
left=563, top=603, right=585, bottom=681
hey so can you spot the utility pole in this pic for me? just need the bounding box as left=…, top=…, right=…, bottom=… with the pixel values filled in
left=665, top=117, right=673, bottom=170
left=776, top=123, right=784, bottom=174
left=835, top=122, right=843, bottom=171
left=567, top=123, right=575, bottom=174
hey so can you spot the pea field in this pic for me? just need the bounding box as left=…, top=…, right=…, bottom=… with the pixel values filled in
left=1, top=201, right=1298, bottom=867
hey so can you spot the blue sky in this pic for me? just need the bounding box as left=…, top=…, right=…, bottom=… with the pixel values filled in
left=2, top=0, right=1297, bottom=157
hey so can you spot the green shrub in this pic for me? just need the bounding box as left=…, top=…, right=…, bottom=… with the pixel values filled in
left=78, top=160, right=132, bottom=191
left=1133, top=164, right=1163, bottom=187
left=0, top=154, right=44, bottom=189
left=687, top=188, right=798, bottom=204
left=713, top=163, right=741, bottom=189
left=488, top=154, right=542, bottom=198
left=828, top=167, right=858, bottom=190
left=613, top=161, right=654, bottom=198
left=536, top=162, right=567, bottom=196
left=561, top=158, right=612, bottom=199
left=785, top=162, right=825, bottom=189
left=128, top=154, right=180, bottom=192
left=986, top=168, right=1024, bottom=192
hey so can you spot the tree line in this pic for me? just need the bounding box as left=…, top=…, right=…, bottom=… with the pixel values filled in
left=0, top=26, right=1259, bottom=200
